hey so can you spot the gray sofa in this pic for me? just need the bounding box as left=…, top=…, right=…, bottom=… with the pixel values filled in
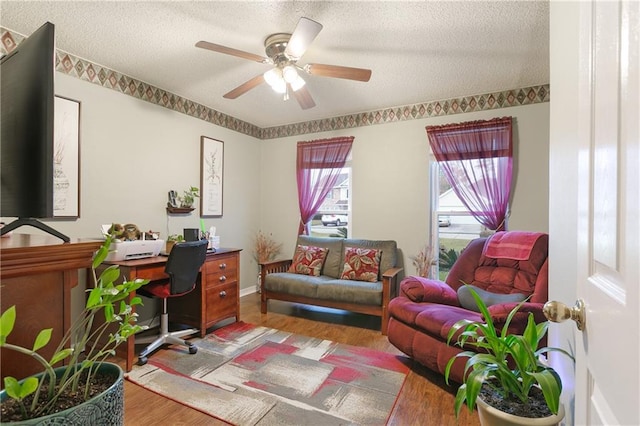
left=259, top=235, right=403, bottom=334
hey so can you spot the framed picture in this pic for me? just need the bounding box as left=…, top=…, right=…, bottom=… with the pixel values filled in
left=200, top=136, right=224, bottom=217
left=53, top=96, right=80, bottom=218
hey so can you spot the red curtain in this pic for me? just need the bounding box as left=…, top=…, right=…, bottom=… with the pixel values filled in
left=426, top=117, right=513, bottom=231
left=296, top=137, right=354, bottom=235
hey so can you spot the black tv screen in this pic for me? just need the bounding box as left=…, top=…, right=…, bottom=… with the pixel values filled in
left=1, top=22, right=68, bottom=241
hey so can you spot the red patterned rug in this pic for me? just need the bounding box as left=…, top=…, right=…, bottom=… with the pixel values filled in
left=126, top=322, right=409, bottom=425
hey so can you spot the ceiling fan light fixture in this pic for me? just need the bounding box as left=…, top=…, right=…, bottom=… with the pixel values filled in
left=271, top=78, right=287, bottom=94
left=282, top=65, right=299, bottom=83
left=290, top=75, right=306, bottom=92
left=263, top=68, right=282, bottom=87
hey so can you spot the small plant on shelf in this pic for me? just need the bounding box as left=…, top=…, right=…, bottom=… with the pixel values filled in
left=178, top=186, right=199, bottom=208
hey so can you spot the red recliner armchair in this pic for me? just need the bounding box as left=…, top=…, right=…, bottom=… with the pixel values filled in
left=387, top=231, right=549, bottom=384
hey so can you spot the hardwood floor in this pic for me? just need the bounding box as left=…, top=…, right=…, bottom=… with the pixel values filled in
left=122, top=293, right=480, bottom=425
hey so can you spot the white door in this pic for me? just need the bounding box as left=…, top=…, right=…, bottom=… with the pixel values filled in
left=550, top=1, right=639, bottom=425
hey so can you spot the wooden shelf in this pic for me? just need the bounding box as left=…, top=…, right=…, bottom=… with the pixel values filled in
left=166, top=206, right=195, bottom=214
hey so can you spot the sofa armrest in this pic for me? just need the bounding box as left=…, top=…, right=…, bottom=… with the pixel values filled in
left=399, top=275, right=459, bottom=306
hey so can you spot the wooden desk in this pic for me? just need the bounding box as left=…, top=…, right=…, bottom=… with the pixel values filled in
left=0, top=234, right=102, bottom=383
left=104, top=248, right=242, bottom=371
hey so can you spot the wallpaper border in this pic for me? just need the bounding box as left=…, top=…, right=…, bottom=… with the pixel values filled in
left=1, top=27, right=549, bottom=140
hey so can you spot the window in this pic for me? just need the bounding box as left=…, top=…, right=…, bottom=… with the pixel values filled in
left=296, top=137, right=353, bottom=236
left=310, top=160, right=351, bottom=238
left=426, top=117, right=512, bottom=279
left=431, top=160, right=492, bottom=280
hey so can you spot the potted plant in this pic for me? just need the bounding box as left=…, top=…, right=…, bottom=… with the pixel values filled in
left=177, top=186, right=199, bottom=208
left=165, top=234, right=185, bottom=254
left=444, top=287, right=574, bottom=426
left=0, top=233, right=149, bottom=424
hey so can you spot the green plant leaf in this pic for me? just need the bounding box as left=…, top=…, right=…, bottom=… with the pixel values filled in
left=19, top=377, right=39, bottom=398
left=50, top=348, right=73, bottom=365
left=33, top=328, right=53, bottom=352
left=93, top=234, right=113, bottom=268
left=453, top=384, right=468, bottom=416
left=4, top=376, right=38, bottom=400
left=98, top=266, right=120, bottom=287
left=466, top=287, right=497, bottom=337
left=104, top=303, right=114, bottom=322
left=530, top=369, right=562, bottom=414
left=0, top=306, right=16, bottom=345
left=86, top=286, right=102, bottom=309
left=3, top=377, right=21, bottom=399
left=463, top=368, right=488, bottom=412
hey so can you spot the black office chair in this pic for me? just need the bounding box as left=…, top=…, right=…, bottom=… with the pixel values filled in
left=137, top=239, right=208, bottom=365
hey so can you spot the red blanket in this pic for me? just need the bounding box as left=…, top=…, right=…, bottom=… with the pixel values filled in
left=482, top=231, right=545, bottom=261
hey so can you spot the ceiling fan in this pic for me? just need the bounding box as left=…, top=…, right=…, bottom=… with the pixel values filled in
left=195, top=17, right=372, bottom=110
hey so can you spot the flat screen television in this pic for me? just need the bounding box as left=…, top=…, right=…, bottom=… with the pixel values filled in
left=1, top=22, right=69, bottom=241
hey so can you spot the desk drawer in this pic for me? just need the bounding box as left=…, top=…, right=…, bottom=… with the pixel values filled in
left=206, top=281, right=237, bottom=323
left=205, top=255, right=238, bottom=289
left=131, top=265, right=167, bottom=281
left=205, top=255, right=237, bottom=274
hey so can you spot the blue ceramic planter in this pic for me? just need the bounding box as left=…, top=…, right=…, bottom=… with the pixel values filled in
left=0, top=362, right=124, bottom=425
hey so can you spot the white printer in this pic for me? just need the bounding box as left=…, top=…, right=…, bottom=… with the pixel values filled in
left=105, top=239, right=165, bottom=261
left=101, top=224, right=165, bottom=261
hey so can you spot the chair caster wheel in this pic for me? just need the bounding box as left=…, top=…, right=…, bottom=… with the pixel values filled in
left=137, top=356, right=148, bottom=366
left=188, top=345, right=197, bottom=355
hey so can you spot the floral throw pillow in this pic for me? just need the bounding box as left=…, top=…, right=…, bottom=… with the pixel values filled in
left=287, top=245, right=328, bottom=277
left=340, top=247, right=381, bottom=282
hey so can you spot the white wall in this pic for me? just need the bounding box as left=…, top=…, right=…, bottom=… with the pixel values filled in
left=2, top=70, right=550, bottom=312
left=259, top=102, right=550, bottom=277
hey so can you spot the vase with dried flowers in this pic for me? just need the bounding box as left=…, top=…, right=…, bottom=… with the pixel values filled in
left=253, top=231, right=283, bottom=264
left=252, top=231, right=283, bottom=292
left=409, top=243, right=435, bottom=278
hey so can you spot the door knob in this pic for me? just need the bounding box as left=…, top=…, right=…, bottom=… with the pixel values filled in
left=543, top=299, right=586, bottom=331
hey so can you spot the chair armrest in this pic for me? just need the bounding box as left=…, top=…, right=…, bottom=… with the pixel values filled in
left=486, top=302, right=547, bottom=326
left=399, top=275, right=459, bottom=306
left=260, top=259, right=292, bottom=293
left=260, top=259, right=292, bottom=274
left=381, top=267, right=403, bottom=300
left=382, top=267, right=403, bottom=280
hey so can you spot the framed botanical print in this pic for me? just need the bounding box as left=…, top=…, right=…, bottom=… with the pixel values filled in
left=200, top=136, right=224, bottom=217
left=53, top=96, right=80, bottom=218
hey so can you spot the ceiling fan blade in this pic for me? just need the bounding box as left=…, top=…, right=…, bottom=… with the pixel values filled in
left=284, top=17, right=323, bottom=60
left=196, top=41, right=269, bottom=64
left=305, top=63, right=372, bottom=82
left=223, top=74, right=265, bottom=99
left=290, top=84, right=316, bottom=110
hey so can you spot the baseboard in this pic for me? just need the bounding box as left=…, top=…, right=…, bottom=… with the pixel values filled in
left=240, top=285, right=257, bottom=298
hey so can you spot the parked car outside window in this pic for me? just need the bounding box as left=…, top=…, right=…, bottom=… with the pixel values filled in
left=321, top=214, right=348, bottom=226
left=438, top=216, right=451, bottom=227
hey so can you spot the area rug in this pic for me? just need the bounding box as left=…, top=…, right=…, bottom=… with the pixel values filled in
left=126, top=322, right=409, bottom=425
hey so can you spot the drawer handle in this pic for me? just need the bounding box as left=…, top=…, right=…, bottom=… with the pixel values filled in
left=219, top=275, right=227, bottom=282
left=219, top=290, right=227, bottom=298
left=219, top=263, right=227, bottom=270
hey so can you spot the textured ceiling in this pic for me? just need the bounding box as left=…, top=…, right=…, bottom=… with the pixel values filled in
left=0, top=1, right=549, bottom=128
